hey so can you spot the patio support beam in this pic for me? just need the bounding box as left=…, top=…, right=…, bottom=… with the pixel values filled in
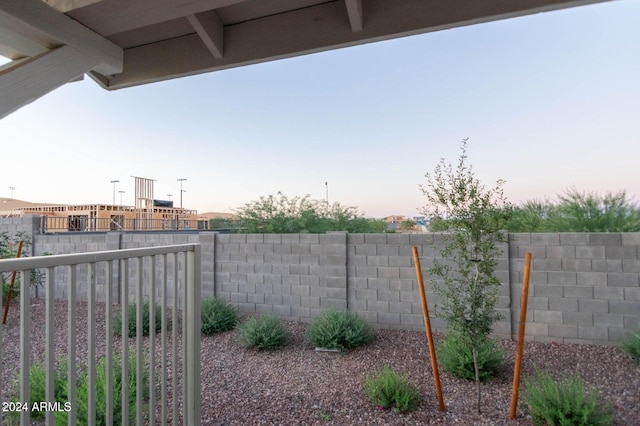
left=345, top=0, right=364, bottom=32
left=0, top=45, right=98, bottom=119
left=0, top=0, right=123, bottom=75
left=187, top=10, right=224, bottom=59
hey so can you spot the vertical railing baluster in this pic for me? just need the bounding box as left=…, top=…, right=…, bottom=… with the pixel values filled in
left=149, top=255, right=157, bottom=426
left=105, top=261, right=113, bottom=426
left=172, top=253, right=178, bottom=424
left=121, top=259, right=129, bottom=424
left=161, top=254, right=168, bottom=426
left=136, top=257, right=144, bottom=426
left=186, top=247, right=202, bottom=425
left=182, top=251, right=188, bottom=424
left=87, top=263, right=96, bottom=426
left=45, top=267, right=55, bottom=426
left=0, top=269, right=3, bottom=424
left=67, top=265, right=77, bottom=426
left=19, top=271, right=31, bottom=426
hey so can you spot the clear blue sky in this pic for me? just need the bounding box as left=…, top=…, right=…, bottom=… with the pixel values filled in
left=2, top=0, right=639, bottom=218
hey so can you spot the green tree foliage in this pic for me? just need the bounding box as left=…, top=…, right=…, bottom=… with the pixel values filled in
left=420, top=138, right=511, bottom=413
left=506, top=199, right=557, bottom=233
left=208, top=217, right=238, bottom=230
left=550, top=188, right=640, bottom=232
left=505, top=188, right=640, bottom=232
left=233, top=192, right=386, bottom=233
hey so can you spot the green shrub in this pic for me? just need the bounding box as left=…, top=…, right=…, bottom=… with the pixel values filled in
left=364, top=365, right=419, bottom=413
left=237, top=313, right=288, bottom=349
left=437, top=332, right=503, bottom=381
left=201, top=297, right=238, bottom=335
left=11, top=353, right=149, bottom=426
left=305, top=309, right=373, bottom=351
left=522, top=370, right=613, bottom=426
left=621, top=330, right=640, bottom=360
left=113, top=301, right=161, bottom=337
left=9, top=361, right=68, bottom=421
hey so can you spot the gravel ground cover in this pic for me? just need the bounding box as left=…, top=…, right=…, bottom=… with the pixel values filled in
left=1, top=300, right=639, bottom=425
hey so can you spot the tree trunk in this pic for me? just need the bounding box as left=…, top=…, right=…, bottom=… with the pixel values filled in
left=473, top=345, right=481, bottom=414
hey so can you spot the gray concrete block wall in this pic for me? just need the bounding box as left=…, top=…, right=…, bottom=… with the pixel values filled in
left=347, top=233, right=511, bottom=336
left=509, top=233, right=640, bottom=344
left=214, top=232, right=348, bottom=321
left=5, top=213, right=639, bottom=347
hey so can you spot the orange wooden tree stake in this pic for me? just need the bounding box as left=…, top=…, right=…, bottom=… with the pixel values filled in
left=2, top=240, right=24, bottom=324
left=412, top=246, right=446, bottom=411
left=509, top=252, right=532, bottom=419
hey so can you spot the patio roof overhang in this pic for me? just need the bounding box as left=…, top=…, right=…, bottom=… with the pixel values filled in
left=1, top=0, right=613, bottom=118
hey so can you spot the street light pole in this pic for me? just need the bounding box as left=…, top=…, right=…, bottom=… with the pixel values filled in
left=325, top=182, right=329, bottom=207
left=8, top=186, right=15, bottom=199
left=110, top=180, right=119, bottom=205
left=118, top=190, right=125, bottom=205
left=177, top=178, right=187, bottom=208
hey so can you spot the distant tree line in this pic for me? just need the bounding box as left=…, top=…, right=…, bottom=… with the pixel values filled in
left=209, top=192, right=387, bottom=233
left=505, top=188, right=640, bottom=232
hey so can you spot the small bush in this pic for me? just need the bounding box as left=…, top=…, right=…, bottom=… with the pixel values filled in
left=621, top=330, right=640, bottom=360
left=305, top=309, right=372, bottom=351
left=237, top=313, right=288, bottom=349
left=437, top=332, right=503, bottom=381
left=113, top=301, right=161, bottom=337
left=522, top=370, right=613, bottom=426
left=11, top=353, right=148, bottom=426
left=9, top=361, right=67, bottom=421
left=201, top=297, right=238, bottom=335
left=364, top=365, right=419, bottom=413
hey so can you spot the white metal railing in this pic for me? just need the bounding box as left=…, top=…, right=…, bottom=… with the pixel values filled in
left=0, top=244, right=201, bottom=426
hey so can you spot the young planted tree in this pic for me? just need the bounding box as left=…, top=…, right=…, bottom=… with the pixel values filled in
left=419, top=138, right=511, bottom=413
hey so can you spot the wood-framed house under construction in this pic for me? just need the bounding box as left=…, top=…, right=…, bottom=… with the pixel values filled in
left=13, top=202, right=207, bottom=232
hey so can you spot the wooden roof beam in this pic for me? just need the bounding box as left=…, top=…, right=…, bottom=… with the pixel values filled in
left=187, top=10, right=224, bottom=59
left=345, top=0, right=363, bottom=32
left=0, top=0, right=123, bottom=75
left=0, top=45, right=99, bottom=119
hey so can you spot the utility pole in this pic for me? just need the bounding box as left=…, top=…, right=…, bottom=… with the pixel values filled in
left=110, top=180, right=119, bottom=205
left=177, top=178, right=187, bottom=208
left=8, top=186, right=15, bottom=199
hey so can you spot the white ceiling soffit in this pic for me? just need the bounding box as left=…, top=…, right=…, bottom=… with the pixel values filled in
left=2, top=0, right=611, bottom=92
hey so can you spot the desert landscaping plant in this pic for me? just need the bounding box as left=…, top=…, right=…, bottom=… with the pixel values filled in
left=364, top=365, right=420, bottom=413
left=9, top=353, right=148, bottom=426
left=113, top=301, right=161, bottom=337
left=522, top=370, right=613, bottom=426
left=201, top=296, right=238, bottom=335
left=437, top=331, right=503, bottom=381
left=621, top=329, right=640, bottom=360
left=305, top=309, right=372, bottom=351
left=237, top=313, right=288, bottom=349
left=420, top=138, right=511, bottom=413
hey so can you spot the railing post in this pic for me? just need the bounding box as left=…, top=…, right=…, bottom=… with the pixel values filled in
left=186, top=246, right=202, bottom=426
left=19, top=271, right=31, bottom=426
